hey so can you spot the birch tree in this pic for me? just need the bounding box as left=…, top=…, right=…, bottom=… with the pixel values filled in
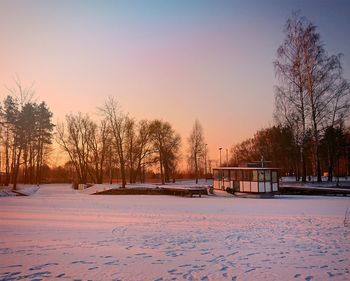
left=150, top=120, right=181, bottom=184
left=101, top=97, right=128, bottom=188
left=187, top=119, right=205, bottom=184
left=274, top=12, right=350, bottom=182
left=274, top=13, right=309, bottom=181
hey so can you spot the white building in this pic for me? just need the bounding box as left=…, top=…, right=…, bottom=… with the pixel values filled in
left=213, top=167, right=279, bottom=196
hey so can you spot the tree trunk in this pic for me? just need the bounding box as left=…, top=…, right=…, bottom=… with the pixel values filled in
left=327, top=157, right=334, bottom=182
left=195, top=153, right=198, bottom=184
left=316, top=146, right=322, bottom=182
left=5, top=132, right=10, bottom=186
left=159, top=150, right=164, bottom=185
left=301, top=145, right=307, bottom=182
left=12, top=147, right=22, bottom=190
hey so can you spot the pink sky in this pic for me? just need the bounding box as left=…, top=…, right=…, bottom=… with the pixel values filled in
left=1, top=1, right=349, bottom=165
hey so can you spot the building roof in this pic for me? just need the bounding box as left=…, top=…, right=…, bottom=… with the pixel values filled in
left=213, top=167, right=279, bottom=170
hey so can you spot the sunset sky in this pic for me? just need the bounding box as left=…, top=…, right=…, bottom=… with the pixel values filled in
left=1, top=0, right=350, bottom=165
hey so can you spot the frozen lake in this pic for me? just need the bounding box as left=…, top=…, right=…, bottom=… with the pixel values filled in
left=0, top=184, right=349, bottom=280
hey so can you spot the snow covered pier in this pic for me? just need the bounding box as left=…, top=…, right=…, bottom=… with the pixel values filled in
left=93, top=185, right=208, bottom=197
left=280, top=184, right=350, bottom=196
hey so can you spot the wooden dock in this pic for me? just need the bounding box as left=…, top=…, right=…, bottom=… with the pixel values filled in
left=93, top=186, right=208, bottom=197
left=280, top=185, right=350, bottom=196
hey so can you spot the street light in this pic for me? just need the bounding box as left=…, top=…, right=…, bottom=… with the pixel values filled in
left=204, top=144, right=208, bottom=182
left=219, top=147, right=222, bottom=167
left=226, top=148, right=228, bottom=167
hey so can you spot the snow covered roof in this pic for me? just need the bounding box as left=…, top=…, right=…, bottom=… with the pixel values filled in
left=213, top=167, right=279, bottom=170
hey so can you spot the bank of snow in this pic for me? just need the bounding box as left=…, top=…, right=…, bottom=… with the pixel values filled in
left=0, top=184, right=40, bottom=197
left=0, top=184, right=349, bottom=281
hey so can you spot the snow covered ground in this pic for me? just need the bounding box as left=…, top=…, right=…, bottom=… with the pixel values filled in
left=0, top=184, right=349, bottom=281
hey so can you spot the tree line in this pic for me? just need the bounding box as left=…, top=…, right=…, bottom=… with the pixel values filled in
left=54, top=109, right=207, bottom=186
left=0, top=80, right=54, bottom=189
left=230, top=13, right=350, bottom=182
left=56, top=97, right=187, bottom=187
left=1, top=13, right=349, bottom=186
left=0, top=85, right=206, bottom=187
left=229, top=125, right=349, bottom=180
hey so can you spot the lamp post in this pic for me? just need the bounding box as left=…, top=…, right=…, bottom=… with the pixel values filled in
left=208, top=159, right=212, bottom=176
left=226, top=148, right=228, bottom=167
left=219, top=147, right=222, bottom=167
left=204, top=144, right=207, bottom=182
left=109, top=144, right=112, bottom=184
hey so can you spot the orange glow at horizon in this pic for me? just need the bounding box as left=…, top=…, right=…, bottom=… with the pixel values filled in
left=1, top=1, right=349, bottom=168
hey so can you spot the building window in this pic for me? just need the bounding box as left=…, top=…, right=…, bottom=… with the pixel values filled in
left=243, top=170, right=251, bottom=181
left=231, top=170, right=237, bottom=181
left=213, top=170, right=222, bottom=180
left=272, top=171, right=278, bottom=183
left=252, top=170, right=258, bottom=182
left=258, top=170, right=264, bottom=182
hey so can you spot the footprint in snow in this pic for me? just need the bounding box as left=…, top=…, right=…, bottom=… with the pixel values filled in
left=71, top=260, right=93, bottom=265
left=220, top=265, right=228, bottom=271
left=30, top=263, right=58, bottom=270
left=23, top=271, right=51, bottom=279
left=178, top=264, right=191, bottom=268
left=245, top=268, right=256, bottom=273
left=3, top=264, right=22, bottom=268
left=0, top=272, right=21, bottom=278
left=227, top=251, right=238, bottom=257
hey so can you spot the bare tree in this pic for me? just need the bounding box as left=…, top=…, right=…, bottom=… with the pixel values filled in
left=56, top=113, right=95, bottom=184
left=150, top=120, right=181, bottom=184
left=101, top=97, right=128, bottom=188
left=322, top=76, right=350, bottom=181
left=230, top=139, right=256, bottom=167
left=5, top=76, right=34, bottom=108
left=274, top=12, right=350, bottom=182
left=125, top=118, right=137, bottom=183
left=301, top=22, right=349, bottom=182
left=274, top=12, right=309, bottom=181
left=187, top=119, right=205, bottom=184
left=87, top=118, right=110, bottom=183
left=134, top=120, right=154, bottom=183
